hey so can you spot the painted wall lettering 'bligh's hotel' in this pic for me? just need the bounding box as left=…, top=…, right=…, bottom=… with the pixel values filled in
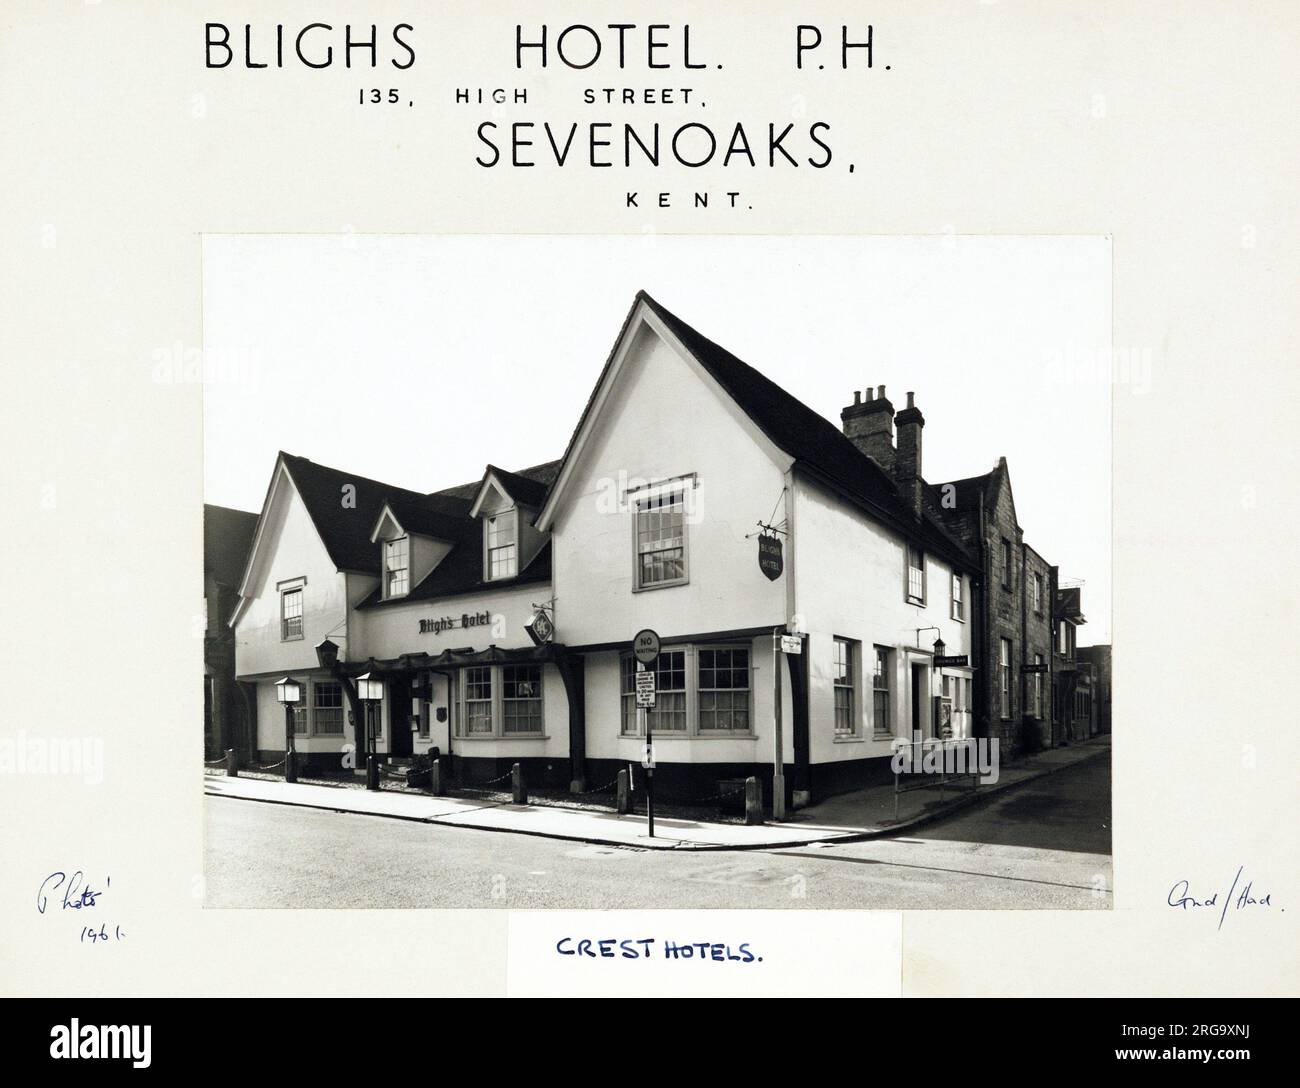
left=229, top=291, right=1083, bottom=807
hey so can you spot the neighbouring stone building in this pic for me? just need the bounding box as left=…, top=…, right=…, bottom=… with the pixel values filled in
left=1077, top=643, right=1111, bottom=735
left=204, top=503, right=259, bottom=761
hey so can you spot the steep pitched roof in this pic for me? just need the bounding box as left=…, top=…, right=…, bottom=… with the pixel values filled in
left=269, top=451, right=559, bottom=603
left=204, top=504, right=259, bottom=587
left=279, top=452, right=438, bottom=574
left=551, top=291, right=978, bottom=571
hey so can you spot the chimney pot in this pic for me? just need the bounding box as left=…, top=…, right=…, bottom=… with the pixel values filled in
left=877, top=384, right=886, bottom=399
left=853, top=390, right=861, bottom=405
left=906, top=391, right=915, bottom=408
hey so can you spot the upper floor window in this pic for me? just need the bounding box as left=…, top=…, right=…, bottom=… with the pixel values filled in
left=485, top=512, right=517, bottom=581
left=906, top=545, right=925, bottom=605
left=280, top=586, right=303, bottom=641
left=950, top=572, right=964, bottom=621
left=833, top=638, right=858, bottom=738
left=1032, top=572, right=1043, bottom=613
left=384, top=536, right=409, bottom=598
left=635, top=488, right=687, bottom=590
left=1000, top=538, right=1013, bottom=588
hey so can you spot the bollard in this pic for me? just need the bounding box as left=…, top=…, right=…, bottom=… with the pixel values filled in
left=429, top=757, right=445, bottom=796
left=366, top=754, right=380, bottom=791
left=285, top=748, right=297, bottom=784
left=511, top=762, right=527, bottom=805
left=744, top=776, right=763, bottom=825
left=225, top=748, right=238, bottom=778
left=616, top=768, right=631, bottom=814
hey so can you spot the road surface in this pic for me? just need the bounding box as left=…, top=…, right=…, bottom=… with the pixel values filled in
left=204, top=752, right=1111, bottom=910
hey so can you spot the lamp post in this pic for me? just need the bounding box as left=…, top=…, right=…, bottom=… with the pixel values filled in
left=355, top=670, right=383, bottom=791
left=274, top=676, right=301, bottom=783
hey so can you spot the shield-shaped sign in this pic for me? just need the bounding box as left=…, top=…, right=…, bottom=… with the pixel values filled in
left=758, top=533, right=783, bottom=581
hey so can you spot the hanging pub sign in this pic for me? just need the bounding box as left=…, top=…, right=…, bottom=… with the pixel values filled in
left=758, top=532, right=783, bottom=581
left=525, top=607, right=555, bottom=646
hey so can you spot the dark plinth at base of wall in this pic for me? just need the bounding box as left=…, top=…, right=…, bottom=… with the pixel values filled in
left=808, top=755, right=897, bottom=800
left=449, top=755, right=573, bottom=792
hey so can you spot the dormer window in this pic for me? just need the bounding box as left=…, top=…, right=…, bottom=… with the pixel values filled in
left=384, top=536, right=409, bottom=598
left=485, top=511, right=517, bottom=580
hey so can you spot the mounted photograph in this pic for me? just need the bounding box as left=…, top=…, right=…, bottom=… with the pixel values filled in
left=201, top=234, right=1112, bottom=910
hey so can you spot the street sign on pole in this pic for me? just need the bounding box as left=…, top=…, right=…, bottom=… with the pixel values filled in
left=635, top=669, right=657, bottom=707
left=632, top=640, right=659, bottom=839
left=633, top=628, right=661, bottom=665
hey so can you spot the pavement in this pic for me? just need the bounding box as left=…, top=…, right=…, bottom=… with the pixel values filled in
left=203, top=736, right=1110, bottom=851
left=203, top=756, right=1113, bottom=909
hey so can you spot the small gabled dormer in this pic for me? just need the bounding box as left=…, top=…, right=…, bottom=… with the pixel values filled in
left=469, top=466, right=550, bottom=584
left=369, top=502, right=455, bottom=600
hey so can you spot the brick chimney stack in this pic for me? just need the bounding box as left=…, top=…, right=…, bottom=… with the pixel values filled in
left=840, top=384, right=895, bottom=473
left=894, top=390, right=925, bottom=518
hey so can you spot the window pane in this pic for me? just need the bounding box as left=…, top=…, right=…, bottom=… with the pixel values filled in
left=502, top=665, right=543, bottom=734
left=636, top=490, right=686, bottom=587
left=313, top=681, right=344, bottom=735
left=698, top=648, right=749, bottom=732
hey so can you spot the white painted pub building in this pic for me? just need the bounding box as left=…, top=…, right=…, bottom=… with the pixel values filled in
left=231, top=292, right=979, bottom=807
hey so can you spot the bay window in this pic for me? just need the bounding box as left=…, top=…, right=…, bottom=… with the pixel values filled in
left=697, top=648, right=751, bottom=733
left=618, top=646, right=745, bottom=736
left=457, top=664, right=546, bottom=737
left=463, top=666, right=493, bottom=735
left=502, top=665, right=543, bottom=734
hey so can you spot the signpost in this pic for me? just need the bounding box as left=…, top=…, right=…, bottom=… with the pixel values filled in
left=933, top=654, right=970, bottom=668
left=632, top=629, right=660, bottom=837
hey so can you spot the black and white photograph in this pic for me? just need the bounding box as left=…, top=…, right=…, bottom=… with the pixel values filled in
left=201, top=234, right=1113, bottom=910
left=3, top=0, right=1293, bottom=1043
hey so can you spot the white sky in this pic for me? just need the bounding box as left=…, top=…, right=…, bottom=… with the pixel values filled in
left=203, top=234, right=1111, bottom=642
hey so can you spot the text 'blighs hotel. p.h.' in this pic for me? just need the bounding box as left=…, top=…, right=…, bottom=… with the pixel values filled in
left=228, top=291, right=1083, bottom=807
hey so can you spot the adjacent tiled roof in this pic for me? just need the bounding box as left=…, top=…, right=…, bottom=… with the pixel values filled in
left=637, top=293, right=980, bottom=572
left=204, top=504, right=259, bottom=586
left=279, top=453, right=437, bottom=574
left=275, top=451, right=559, bottom=605
left=926, top=471, right=995, bottom=514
